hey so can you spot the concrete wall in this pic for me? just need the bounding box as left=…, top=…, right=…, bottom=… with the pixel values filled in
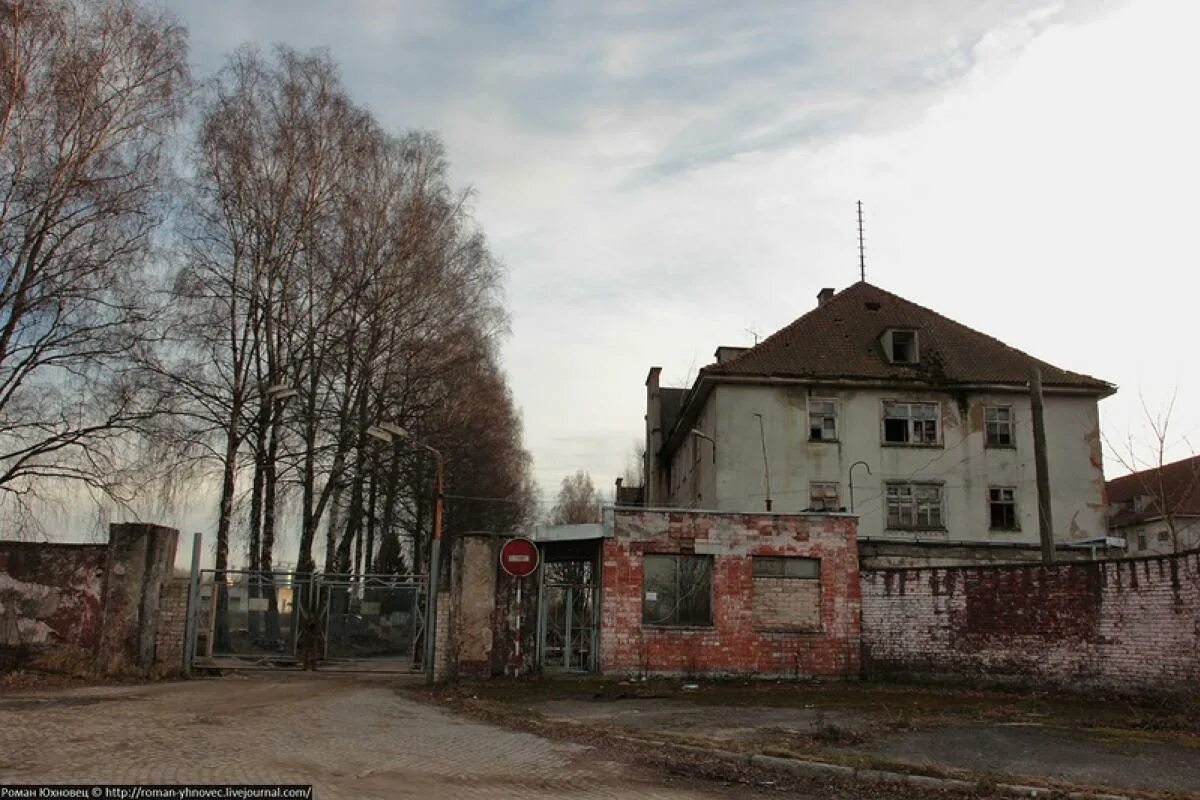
left=0, top=542, right=106, bottom=649
left=664, top=383, right=1106, bottom=546
left=600, top=509, right=861, bottom=677
left=0, top=524, right=182, bottom=677
left=860, top=549, right=1200, bottom=692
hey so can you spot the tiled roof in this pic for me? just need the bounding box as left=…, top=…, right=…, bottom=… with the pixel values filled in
left=705, top=282, right=1113, bottom=393
left=1107, top=454, right=1200, bottom=527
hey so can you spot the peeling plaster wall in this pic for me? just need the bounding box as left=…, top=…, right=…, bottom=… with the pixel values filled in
left=861, top=550, right=1200, bottom=692
left=666, top=383, right=1105, bottom=546
left=601, top=509, right=861, bottom=677
left=0, top=543, right=106, bottom=649
left=1, top=525, right=183, bottom=677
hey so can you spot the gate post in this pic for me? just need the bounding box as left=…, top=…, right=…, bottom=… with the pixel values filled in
left=183, top=532, right=202, bottom=676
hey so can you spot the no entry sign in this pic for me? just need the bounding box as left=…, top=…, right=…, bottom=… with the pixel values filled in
left=500, top=537, right=539, bottom=578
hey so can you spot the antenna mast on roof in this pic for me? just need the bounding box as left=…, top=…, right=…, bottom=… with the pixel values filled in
left=857, top=200, right=866, bottom=282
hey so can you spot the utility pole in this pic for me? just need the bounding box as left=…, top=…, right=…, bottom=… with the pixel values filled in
left=1030, top=367, right=1055, bottom=564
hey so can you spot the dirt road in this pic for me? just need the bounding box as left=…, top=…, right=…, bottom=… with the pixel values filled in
left=0, top=673, right=776, bottom=799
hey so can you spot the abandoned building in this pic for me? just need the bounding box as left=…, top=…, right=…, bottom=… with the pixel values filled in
left=640, top=282, right=1116, bottom=559
left=1108, top=454, right=1200, bottom=555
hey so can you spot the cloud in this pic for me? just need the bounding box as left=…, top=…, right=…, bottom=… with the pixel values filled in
left=161, top=0, right=1195, bottom=512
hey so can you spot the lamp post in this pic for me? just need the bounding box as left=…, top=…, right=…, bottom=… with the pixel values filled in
left=370, top=422, right=444, bottom=684
left=849, top=460, right=872, bottom=513
left=753, top=413, right=772, bottom=511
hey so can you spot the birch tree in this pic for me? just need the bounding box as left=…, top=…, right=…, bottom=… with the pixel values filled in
left=0, top=0, right=187, bottom=523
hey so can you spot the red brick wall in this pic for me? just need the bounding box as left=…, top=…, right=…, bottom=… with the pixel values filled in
left=600, top=510, right=860, bottom=677
left=861, top=550, right=1200, bottom=691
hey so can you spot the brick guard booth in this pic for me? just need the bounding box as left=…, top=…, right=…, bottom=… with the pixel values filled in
left=436, top=508, right=861, bottom=679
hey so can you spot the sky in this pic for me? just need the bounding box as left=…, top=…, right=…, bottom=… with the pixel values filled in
left=160, top=0, right=1199, bottom=520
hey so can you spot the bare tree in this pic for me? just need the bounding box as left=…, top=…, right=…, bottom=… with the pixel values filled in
left=550, top=470, right=602, bottom=525
left=0, top=0, right=188, bottom=524
left=1106, top=389, right=1200, bottom=554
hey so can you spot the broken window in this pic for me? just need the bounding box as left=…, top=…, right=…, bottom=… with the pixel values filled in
left=985, top=405, right=1014, bottom=447
left=809, top=481, right=840, bottom=511
left=890, top=330, right=918, bottom=363
left=642, top=554, right=712, bottom=627
left=882, top=401, right=939, bottom=445
left=808, top=398, right=838, bottom=441
left=989, top=487, right=1018, bottom=530
left=885, top=482, right=944, bottom=529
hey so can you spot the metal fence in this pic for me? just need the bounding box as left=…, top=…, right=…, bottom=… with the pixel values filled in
left=190, top=569, right=425, bottom=671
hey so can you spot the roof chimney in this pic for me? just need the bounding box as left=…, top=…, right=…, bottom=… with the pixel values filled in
left=817, top=287, right=836, bottom=307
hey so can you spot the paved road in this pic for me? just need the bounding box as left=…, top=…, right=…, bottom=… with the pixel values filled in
left=0, top=674, right=762, bottom=799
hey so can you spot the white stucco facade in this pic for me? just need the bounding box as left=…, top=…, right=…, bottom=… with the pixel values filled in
left=661, top=382, right=1107, bottom=545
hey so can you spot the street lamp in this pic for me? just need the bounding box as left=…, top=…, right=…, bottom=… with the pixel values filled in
left=753, top=413, right=772, bottom=512
left=368, top=422, right=444, bottom=684
left=849, top=460, right=872, bottom=513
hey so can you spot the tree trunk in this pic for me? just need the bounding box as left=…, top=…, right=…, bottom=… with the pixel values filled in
left=213, top=425, right=241, bottom=653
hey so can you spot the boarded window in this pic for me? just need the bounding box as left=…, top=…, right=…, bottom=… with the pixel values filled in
left=985, top=405, right=1014, bottom=447
left=752, top=557, right=821, bottom=629
left=809, top=399, right=838, bottom=441
left=885, top=482, right=944, bottom=529
left=882, top=401, right=939, bottom=445
left=642, top=555, right=712, bottom=627
left=989, top=487, right=1018, bottom=530
left=808, top=482, right=840, bottom=512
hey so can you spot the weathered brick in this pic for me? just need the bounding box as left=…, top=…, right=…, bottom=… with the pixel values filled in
left=600, top=510, right=860, bottom=677
left=860, top=551, right=1200, bottom=692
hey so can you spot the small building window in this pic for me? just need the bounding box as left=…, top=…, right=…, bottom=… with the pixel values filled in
left=752, top=557, right=821, bottom=630
left=989, top=487, right=1018, bottom=530
left=808, top=398, right=838, bottom=441
left=642, top=554, right=712, bottom=627
left=891, top=330, right=918, bottom=363
left=885, top=482, right=944, bottom=529
left=753, top=556, right=820, bottom=579
left=882, top=401, right=939, bottom=445
left=1137, top=533, right=1147, bottom=550
left=1157, top=530, right=1170, bottom=543
left=985, top=405, right=1014, bottom=448
left=809, top=481, right=840, bottom=511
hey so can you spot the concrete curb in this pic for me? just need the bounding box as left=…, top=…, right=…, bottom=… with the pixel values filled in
left=612, top=735, right=1130, bottom=800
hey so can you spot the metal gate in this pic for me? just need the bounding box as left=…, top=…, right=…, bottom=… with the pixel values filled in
left=189, top=568, right=426, bottom=672
left=537, top=560, right=598, bottom=672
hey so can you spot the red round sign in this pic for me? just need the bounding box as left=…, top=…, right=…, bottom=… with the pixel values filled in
left=500, top=537, right=539, bottom=578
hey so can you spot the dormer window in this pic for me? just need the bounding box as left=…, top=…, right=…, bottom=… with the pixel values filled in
left=888, top=329, right=918, bottom=364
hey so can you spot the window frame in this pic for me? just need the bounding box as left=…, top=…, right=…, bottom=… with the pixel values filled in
left=890, top=329, right=918, bottom=363
left=809, top=481, right=840, bottom=512
left=808, top=397, right=839, bottom=442
left=881, top=400, right=941, bottom=447
left=752, top=556, right=821, bottom=579
left=988, top=486, right=1019, bottom=531
left=641, top=553, right=714, bottom=628
left=885, top=481, right=946, bottom=530
left=984, top=404, right=1015, bottom=449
